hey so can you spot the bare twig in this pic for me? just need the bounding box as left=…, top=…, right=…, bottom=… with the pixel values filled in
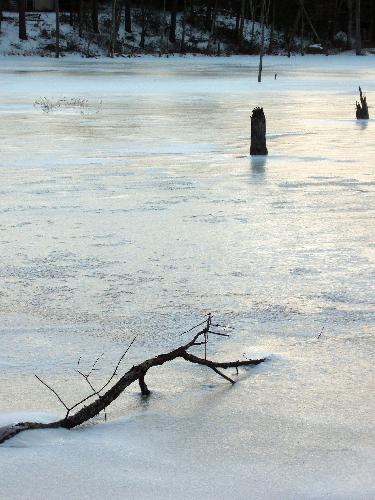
left=34, top=375, right=70, bottom=412
left=178, top=317, right=210, bottom=337
left=75, top=351, right=109, bottom=422
left=98, top=336, right=137, bottom=392
left=209, top=366, right=235, bottom=384
left=86, top=352, right=104, bottom=378
left=68, top=336, right=137, bottom=414
left=209, top=331, right=230, bottom=337
left=317, top=326, right=325, bottom=339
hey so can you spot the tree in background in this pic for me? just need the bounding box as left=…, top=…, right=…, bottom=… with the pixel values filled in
left=169, top=0, right=177, bottom=43
left=160, top=0, right=166, bottom=53
left=78, top=0, right=84, bottom=37
left=207, top=0, right=218, bottom=53
left=347, top=0, right=353, bottom=48
left=109, top=0, right=118, bottom=56
left=0, top=0, right=373, bottom=56
left=18, top=0, right=27, bottom=40
left=125, top=0, right=132, bottom=33
left=55, top=0, right=60, bottom=58
left=258, top=0, right=267, bottom=81
left=92, top=0, right=99, bottom=33
left=355, top=0, right=361, bottom=54
left=238, top=0, right=245, bottom=47
left=140, top=0, right=147, bottom=49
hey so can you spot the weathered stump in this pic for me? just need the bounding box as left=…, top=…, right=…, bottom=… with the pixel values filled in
left=250, top=107, right=268, bottom=156
left=356, top=86, right=369, bottom=119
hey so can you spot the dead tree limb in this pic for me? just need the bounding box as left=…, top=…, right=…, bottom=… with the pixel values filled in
left=139, top=373, right=151, bottom=396
left=356, top=86, right=369, bottom=119
left=0, top=317, right=266, bottom=445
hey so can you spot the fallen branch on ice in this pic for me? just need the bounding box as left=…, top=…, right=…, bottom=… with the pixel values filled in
left=0, top=315, right=265, bottom=445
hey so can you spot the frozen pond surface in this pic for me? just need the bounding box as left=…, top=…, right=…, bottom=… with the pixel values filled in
left=0, top=55, right=374, bottom=499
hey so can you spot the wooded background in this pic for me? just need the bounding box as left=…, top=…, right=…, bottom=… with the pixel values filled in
left=1, top=1, right=373, bottom=56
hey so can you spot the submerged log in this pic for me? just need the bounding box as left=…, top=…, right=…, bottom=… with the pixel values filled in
left=0, top=317, right=266, bottom=445
left=356, top=86, right=369, bottom=119
left=250, top=107, right=268, bottom=156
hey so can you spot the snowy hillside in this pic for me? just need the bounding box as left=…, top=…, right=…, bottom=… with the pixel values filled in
left=0, top=9, right=278, bottom=58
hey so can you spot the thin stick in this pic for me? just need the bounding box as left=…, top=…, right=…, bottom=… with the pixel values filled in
left=86, top=352, right=104, bottom=377
left=178, top=318, right=209, bottom=337
left=75, top=369, right=107, bottom=421
left=68, top=336, right=137, bottom=414
left=210, top=366, right=235, bottom=384
left=209, top=331, right=230, bottom=337
left=317, top=326, right=325, bottom=339
left=98, top=336, right=137, bottom=392
left=35, top=375, right=69, bottom=411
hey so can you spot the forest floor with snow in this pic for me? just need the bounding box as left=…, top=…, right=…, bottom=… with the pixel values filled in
left=0, top=55, right=374, bottom=499
left=0, top=9, right=268, bottom=57
left=1, top=8, right=372, bottom=58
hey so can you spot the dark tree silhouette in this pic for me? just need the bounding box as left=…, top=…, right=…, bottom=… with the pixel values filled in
left=18, top=0, right=27, bottom=40
left=125, top=0, right=132, bottom=33
left=169, top=0, right=177, bottom=44
left=92, top=0, right=99, bottom=33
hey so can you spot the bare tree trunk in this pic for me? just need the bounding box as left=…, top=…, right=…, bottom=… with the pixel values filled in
left=300, top=0, right=305, bottom=55
left=160, top=0, right=166, bottom=53
left=355, top=0, right=361, bottom=55
left=347, top=0, right=353, bottom=48
left=115, top=0, right=122, bottom=37
left=18, top=0, right=27, bottom=40
left=180, top=0, right=187, bottom=52
left=78, top=0, right=84, bottom=37
left=189, top=0, right=194, bottom=18
left=0, top=1, right=3, bottom=34
left=55, top=0, right=60, bottom=58
left=124, top=1, right=132, bottom=33
left=332, top=0, right=340, bottom=41
left=258, top=0, right=266, bottom=82
left=298, top=0, right=321, bottom=44
left=205, top=2, right=212, bottom=30
left=0, top=319, right=266, bottom=445
left=109, top=0, right=118, bottom=57
left=69, top=0, right=74, bottom=27
left=92, top=0, right=99, bottom=33
left=249, top=0, right=255, bottom=44
left=169, top=0, right=177, bottom=44
left=286, top=7, right=301, bottom=57
left=235, top=2, right=240, bottom=37
left=207, top=0, right=218, bottom=53
left=268, top=0, right=275, bottom=53
left=140, top=0, right=146, bottom=49
left=238, top=0, right=246, bottom=46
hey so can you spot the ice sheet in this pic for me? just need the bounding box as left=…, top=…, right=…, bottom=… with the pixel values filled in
left=0, top=55, right=374, bottom=499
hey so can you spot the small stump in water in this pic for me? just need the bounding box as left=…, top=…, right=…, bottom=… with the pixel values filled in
left=356, top=86, right=369, bottom=120
left=250, top=107, right=268, bottom=156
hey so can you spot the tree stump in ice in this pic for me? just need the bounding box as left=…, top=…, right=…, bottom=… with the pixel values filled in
left=250, top=107, right=268, bottom=156
left=356, top=86, right=369, bottom=120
